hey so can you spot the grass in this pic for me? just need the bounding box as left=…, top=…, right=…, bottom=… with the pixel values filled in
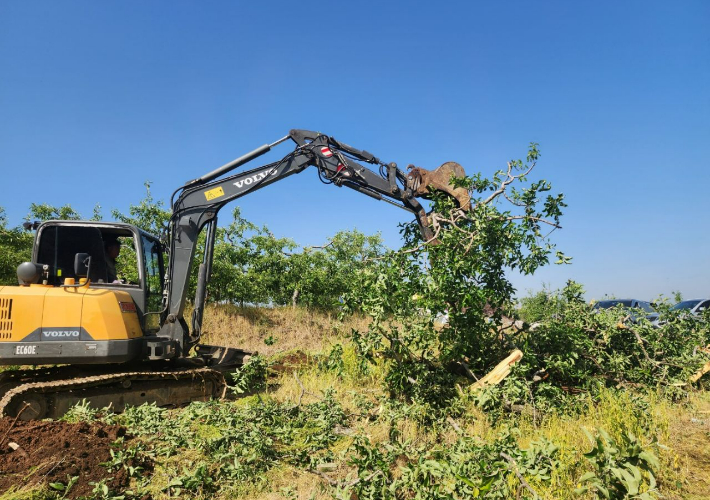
left=198, top=304, right=710, bottom=499
left=5, top=304, right=710, bottom=499
left=199, top=303, right=370, bottom=356
left=170, top=306, right=710, bottom=499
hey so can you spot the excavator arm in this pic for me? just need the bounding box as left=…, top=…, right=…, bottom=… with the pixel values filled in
left=0, top=129, right=473, bottom=420
left=156, top=129, right=468, bottom=359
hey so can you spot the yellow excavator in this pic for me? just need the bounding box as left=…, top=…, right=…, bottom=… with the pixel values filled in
left=0, top=129, right=470, bottom=419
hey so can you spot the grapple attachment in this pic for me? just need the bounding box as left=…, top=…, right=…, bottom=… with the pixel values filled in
left=406, top=162, right=471, bottom=211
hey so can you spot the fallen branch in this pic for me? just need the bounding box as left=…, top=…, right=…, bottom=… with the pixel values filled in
left=7, top=441, right=29, bottom=459
left=471, top=349, right=523, bottom=391
left=500, top=452, right=539, bottom=499
left=461, top=361, right=479, bottom=381
left=291, top=372, right=322, bottom=409
left=37, top=457, right=66, bottom=485
left=628, top=326, right=654, bottom=366
left=447, top=416, right=463, bottom=434
left=311, top=468, right=338, bottom=486
left=689, top=360, right=710, bottom=384
left=308, top=468, right=383, bottom=488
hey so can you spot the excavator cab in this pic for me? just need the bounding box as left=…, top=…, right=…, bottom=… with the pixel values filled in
left=0, top=221, right=167, bottom=368
left=32, top=221, right=166, bottom=333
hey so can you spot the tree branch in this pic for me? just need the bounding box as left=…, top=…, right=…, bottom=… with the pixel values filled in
left=481, top=160, right=536, bottom=206
left=500, top=452, right=539, bottom=499
left=505, top=215, right=561, bottom=228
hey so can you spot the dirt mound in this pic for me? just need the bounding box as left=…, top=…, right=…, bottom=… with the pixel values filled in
left=270, top=350, right=310, bottom=375
left=0, top=417, right=151, bottom=498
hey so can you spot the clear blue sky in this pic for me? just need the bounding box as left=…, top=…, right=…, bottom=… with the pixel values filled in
left=1, top=1, right=708, bottom=300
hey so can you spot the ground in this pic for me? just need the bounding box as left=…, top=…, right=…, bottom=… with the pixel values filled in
left=1, top=304, right=709, bottom=499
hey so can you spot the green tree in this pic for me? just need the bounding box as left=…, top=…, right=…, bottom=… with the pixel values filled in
left=0, top=203, right=94, bottom=285
left=25, top=203, right=82, bottom=222
left=518, top=285, right=563, bottom=323
left=279, top=230, right=385, bottom=310
left=346, top=143, right=568, bottom=403
left=209, top=208, right=293, bottom=306
left=0, top=208, right=34, bottom=285
left=111, top=182, right=171, bottom=237
left=109, top=183, right=172, bottom=285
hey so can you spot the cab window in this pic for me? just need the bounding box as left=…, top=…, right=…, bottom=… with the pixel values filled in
left=141, top=235, right=164, bottom=332
left=110, top=236, right=140, bottom=285
left=36, top=225, right=140, bottom=286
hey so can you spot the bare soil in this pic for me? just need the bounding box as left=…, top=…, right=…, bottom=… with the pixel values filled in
left=0, top=417, right=151, bottom=498
left=269, top=350, right=310, bottom=375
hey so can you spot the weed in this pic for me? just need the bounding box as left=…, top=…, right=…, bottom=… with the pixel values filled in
left=47, top=476, right=78, bottom=499
left=231, top=355, right=268, bottom=394
left=574, top=428, right=659, bottom=499
left=88, top=479, right=124, bottom=500
left=60, top=399, right=99, bottom=423
left=317, top=343, right=345, bottom=377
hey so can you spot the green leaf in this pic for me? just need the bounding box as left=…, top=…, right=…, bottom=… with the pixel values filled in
left=455, top=475, right=477, bottom=488
left=619, top=467, right=639, bottom=495
left=596, top=484, right=610, bottom=499
left=638, top=450, right=660, bottom=470
left=578, top=472, right=596, bottom=482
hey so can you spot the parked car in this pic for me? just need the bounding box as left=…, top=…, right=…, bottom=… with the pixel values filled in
left=593, top=299, right=653, bottom=312
left=670, top=299, right=710, bottom=317
left=593, top=299, right=659, bottom=326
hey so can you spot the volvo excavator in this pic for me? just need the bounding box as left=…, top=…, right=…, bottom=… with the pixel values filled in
left=0, top=129, right=470, bottom=420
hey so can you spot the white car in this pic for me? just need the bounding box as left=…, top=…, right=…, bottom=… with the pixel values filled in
left=670, top=299, right=710, bottom=317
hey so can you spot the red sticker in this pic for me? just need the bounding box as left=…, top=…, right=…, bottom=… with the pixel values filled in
left=320, top=147, right=333, bottom=157
left=119, top=301, right=137, bottom=313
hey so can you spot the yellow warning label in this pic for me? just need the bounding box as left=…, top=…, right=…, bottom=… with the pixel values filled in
left=204, top=187, right=225, bottom=201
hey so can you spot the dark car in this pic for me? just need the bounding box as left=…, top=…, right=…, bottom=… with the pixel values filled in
left=593, top=299, right=659, bottom=326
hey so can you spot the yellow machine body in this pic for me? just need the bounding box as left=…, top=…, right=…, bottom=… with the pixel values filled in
left=0, top=283, right=144, bottom=364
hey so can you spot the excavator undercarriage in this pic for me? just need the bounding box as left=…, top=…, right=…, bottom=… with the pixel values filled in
left=0, top=346, right=250, bottom=420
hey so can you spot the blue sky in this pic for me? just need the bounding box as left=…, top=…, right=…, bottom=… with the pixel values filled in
left=1, top=1, right=708, bottom=300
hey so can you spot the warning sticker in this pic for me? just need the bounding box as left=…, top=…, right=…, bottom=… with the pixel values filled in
left=204, top=187, right=225, bottom=201
left=320, top=147, right=333, bottom=157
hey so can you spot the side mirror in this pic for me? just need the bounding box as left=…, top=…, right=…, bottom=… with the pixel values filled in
left=74, top=253, right=92, bottom=278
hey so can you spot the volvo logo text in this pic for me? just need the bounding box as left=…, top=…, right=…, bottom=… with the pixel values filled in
left=43, top=330, right=80, bottom=338
left=233, top=169, right=277, bottom=189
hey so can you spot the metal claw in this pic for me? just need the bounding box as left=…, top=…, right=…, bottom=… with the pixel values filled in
left=406, top=162, right=471, bottom=211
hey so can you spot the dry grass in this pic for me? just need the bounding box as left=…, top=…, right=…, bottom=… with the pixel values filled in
left=663, top=392, right=710, bottom=499
left=199, top=304, right=370, bottom=356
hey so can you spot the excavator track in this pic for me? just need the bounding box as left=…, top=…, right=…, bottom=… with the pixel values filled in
left=0, top=366, right=227, bottom=420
